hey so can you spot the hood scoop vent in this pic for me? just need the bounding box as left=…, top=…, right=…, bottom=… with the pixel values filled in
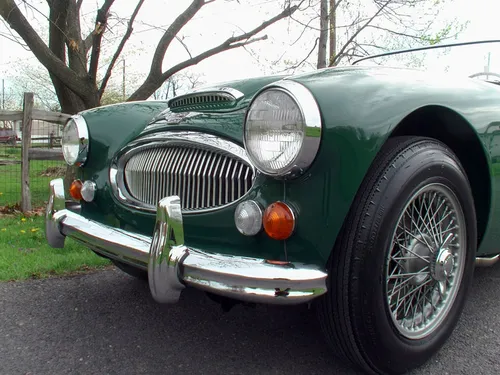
left=167, top=88, right=244, bottom=112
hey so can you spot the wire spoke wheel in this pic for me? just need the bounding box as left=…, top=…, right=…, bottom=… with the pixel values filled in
left=386, top=183, right=467, bottom=339
left=318, top=137, right=476, bottom=374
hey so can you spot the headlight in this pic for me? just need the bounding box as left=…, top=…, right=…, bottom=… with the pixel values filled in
left=244, top=80, right=322, bottom=178
left=62, top=115, right=89, bottom=166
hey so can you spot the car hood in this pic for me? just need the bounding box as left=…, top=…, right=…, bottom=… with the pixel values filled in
left=141, top=74, right=288, bottom=144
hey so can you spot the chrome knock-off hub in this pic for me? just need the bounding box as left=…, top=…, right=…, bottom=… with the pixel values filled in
left=431, top=248, right=455, bottom=282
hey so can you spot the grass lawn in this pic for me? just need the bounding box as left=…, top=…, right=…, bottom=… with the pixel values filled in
left=0, top=214, right=111, bottom=281
left=0, top=145, right=66, bottom=207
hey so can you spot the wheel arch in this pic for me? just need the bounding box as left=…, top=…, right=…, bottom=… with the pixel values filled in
left=388, top=105, right=491, bottom=249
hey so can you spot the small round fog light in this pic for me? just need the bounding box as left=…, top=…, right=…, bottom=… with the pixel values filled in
left=81, top=181, right=96, bottom=202
left=234, top=200, right=263, bottom=236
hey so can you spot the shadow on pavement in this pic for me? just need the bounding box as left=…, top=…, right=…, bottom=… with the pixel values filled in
left=3, top=263, right=500, bottom=375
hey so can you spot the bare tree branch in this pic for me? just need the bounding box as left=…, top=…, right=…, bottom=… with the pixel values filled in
left=176, top=36, right=193, bottom=59
left=47, top=0, right=79, bottom=113
left=332, top=0, right=393, bottom=66
left=159, top=35, right=268, bottom=81
left=290, top=14, right=320, bottom=31
left=366, top=24, right=458, bottom=43
left=1, top=0, right=306, bottom=113
left=285, top=37, right=319, bottom=72
left=129, top=2, right=300, bottom=101
left=88, top=0, right=115, bottom=83
left=149, top=0, right=207, bottom=77
left=84, top=32, right=93, bottom=52
left=99, top=0, right=145, bottom=96
left=0, top=21, right=29, bottom=49
left=0, top=0, right=88, bottom=100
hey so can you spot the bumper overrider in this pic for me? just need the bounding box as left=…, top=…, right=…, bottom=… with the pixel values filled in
left=45, top=178, right=328, bottom=304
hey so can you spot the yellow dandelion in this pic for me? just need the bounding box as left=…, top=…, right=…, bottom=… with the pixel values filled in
left=21, top=218, right=26, bottom=222
left=31, top=228, right=39, bottom=233
left=20, top=230, right=26, bottom=234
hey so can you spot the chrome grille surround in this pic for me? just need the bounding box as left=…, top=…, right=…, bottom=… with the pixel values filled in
left=110, top=131, right=256, bottom=214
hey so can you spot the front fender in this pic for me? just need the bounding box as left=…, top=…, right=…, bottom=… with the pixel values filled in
left=80, top=101, right=170, bottom=174
left=281, top=66, right=500, bottom=266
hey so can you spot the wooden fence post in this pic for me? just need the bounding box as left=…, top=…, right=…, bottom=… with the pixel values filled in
left=21, top=93, right=34, bottom=213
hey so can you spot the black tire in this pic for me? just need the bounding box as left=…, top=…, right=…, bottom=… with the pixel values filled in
left=317, top=136, right=477, bottom=375
left=112, top=260, right=148, bottom=281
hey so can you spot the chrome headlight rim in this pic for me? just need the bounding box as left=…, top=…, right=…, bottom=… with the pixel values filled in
left=243, top=79, right=322, bottom=179
left=62, top=114, right=89, bottom=167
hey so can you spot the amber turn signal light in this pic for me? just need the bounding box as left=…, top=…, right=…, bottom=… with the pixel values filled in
left=69, top=180, right=83, bottom=201
left=263, top=202, right=295, bottom=240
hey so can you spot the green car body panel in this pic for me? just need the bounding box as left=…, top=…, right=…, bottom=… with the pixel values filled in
left=74, top=66, right=500, bottom=269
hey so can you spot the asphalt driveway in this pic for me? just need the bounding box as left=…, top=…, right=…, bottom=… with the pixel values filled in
left=2, top=264, right=500, bottom=375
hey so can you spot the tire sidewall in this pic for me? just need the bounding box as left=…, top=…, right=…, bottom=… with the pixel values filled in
left=355, top=145, right=476, bottom=373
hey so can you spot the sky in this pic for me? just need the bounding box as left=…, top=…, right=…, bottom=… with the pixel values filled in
left=0, top=0, right=500, bottom=105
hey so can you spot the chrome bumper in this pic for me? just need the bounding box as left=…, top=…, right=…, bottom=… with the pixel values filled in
left=45, top=179, right=328, bottom=305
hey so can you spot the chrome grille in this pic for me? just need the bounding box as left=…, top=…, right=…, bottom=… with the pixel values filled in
left=123, top=145, right=254, bottom=211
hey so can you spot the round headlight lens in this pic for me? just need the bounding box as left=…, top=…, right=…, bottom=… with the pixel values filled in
left=244, top=81, right=322, bottom=178
left=245, top=89, right=305, bottom=175
left=62, top=115, right=89, bottom=166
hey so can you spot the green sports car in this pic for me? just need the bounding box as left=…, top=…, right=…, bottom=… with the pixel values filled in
left=46, top=40, right=500, bottom=374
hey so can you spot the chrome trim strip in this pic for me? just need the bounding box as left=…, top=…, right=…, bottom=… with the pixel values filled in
left=214, top=87, right=245, bottom=100
left=45, top=178, right=328, bottom=305
left=243, top=79, right=322, bottom=179
left=475, top=254, right=500, bottom=267
left=110, top=131, right=256, bottom=214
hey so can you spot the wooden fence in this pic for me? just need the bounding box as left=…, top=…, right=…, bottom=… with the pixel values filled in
left=0, top=93, right=70, bottom=212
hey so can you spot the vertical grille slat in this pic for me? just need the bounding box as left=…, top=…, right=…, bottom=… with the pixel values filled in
left=188, top=150, right=203, bottom=209
left=208, top=154, right=220, bottom=208
left=202, top=151, right=214, bottom=208
left=123, top=143, right=254, bottom=211
left=138, top=151, right=149, bottom=202
left=168, top=148, right=181, bottom=200
left=182, top=148, right=196, bottom=208
left=150, top=148, right=162, bottom=205
left=236, top=163, right=244, bottom=199
left=224, top=158, right=233, bottom=205
left=157, top=147, right=172, bottom=204
left=144, top=148, right=156, bottom=203
left=215, top=155, right=225, bottom=207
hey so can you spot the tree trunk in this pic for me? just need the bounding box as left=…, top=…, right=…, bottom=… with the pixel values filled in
left=328, top=0, right=337, bottom=66
left=59, top=92, right=89, bottom=114
left=127, top=76, right=162, bottom=102
left=2, top=0, right=301, bottom=106
left=317, top=0, right=328, bottom=69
